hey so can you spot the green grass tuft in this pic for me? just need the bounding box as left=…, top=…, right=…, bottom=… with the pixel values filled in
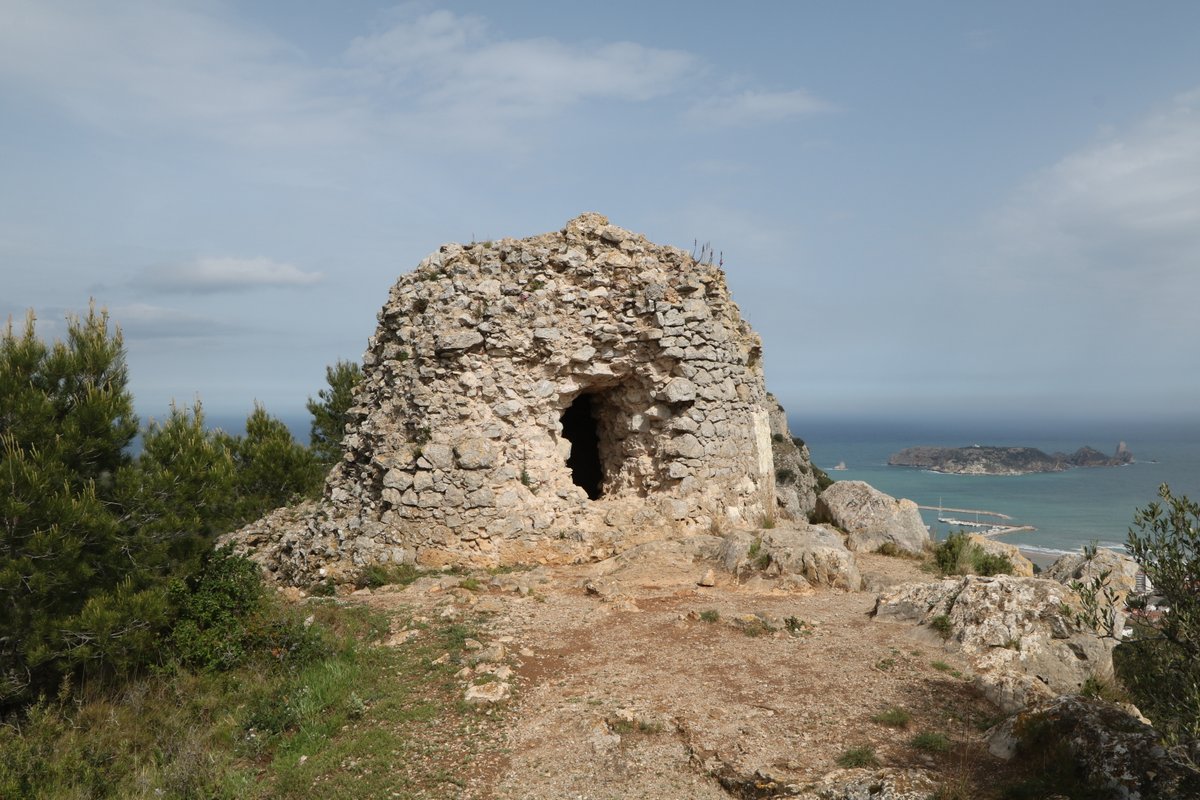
left=871, top=707, right=912, bottom=728
left=836, top=746, right=879, bottom=768
left=911, top=731, right=951, bottom=752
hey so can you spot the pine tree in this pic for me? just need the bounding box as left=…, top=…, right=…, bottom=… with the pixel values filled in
left=229, top=403, right=322, bottom=521
left=0, top=307, right=141, bottom=703
left=306, top=359, right=362, bottom=466
left=114, top=401, right=237, bottom=569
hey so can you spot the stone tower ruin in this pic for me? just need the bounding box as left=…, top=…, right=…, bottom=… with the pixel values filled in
left=231, top=214, right=818, bottom=584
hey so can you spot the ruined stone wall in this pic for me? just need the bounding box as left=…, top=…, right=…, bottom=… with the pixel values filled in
left=229, top=214, right=815, bottom=584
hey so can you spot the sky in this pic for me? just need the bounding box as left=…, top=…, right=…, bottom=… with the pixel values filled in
left=3, top=0, right=1199, bottom=428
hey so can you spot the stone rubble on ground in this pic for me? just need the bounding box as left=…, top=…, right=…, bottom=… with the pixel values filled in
left=795, top=767, right=939, bottom=800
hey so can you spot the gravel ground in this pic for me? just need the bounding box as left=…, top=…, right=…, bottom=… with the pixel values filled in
left=358, top=550, right=1010, bottom=799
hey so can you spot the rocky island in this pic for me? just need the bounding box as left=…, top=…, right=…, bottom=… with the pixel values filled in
left=888, top=442, right=1133, bottom=475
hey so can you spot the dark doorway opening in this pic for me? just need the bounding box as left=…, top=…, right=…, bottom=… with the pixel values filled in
left=561, top=394, right=604, bottom=499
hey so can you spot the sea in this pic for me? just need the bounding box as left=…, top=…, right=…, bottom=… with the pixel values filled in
left=794, top=416, right=1200, bottom=560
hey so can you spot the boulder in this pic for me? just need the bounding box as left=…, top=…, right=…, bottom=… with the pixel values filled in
left=874, top=575, right=1115, bottom=712
left=719, top=526, right=862, bottom=591
left=988, top=695, right=1200, bottom=799
left=815, top=481, right=929, bottom=556
left=966, top=534, right=1035, bottom=577
left=1045, top=547, right=1141, bottom=605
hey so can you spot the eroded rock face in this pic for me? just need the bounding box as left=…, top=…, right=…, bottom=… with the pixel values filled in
left=766, top=394, right=819, bottom=522
left=988, top=695, right=1200, bottom=799
left=815, top=481, right=929, bottom=556
left=227, top=214, right=819, bottom=584
left=874, top=575, right=1115, bottom=712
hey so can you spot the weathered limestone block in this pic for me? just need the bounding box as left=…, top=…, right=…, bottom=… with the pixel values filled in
left=660, top=377, right=696, bottom=403
left=966, top=534, right=1035, bottom=577
left=875, top=575, right=1115, bottom=711
left=454, top=438, right=498, bottom=470
left=435, top=330, right=484, bottom=352
left=816, top=481, right=929, bottom=555
left=718, top=526, right=862, bottom=590
left=1045, top=547, right=1141, bottom=605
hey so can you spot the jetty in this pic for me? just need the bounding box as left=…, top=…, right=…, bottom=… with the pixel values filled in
left=917, top=504, right=1012, bottom=521
left=976, top=524, right=1037, bottom=537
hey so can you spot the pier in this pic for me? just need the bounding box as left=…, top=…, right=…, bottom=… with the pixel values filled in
left=976, top=525, right=1036, bottom=537
left=917, top=505, right=1012, bottom=520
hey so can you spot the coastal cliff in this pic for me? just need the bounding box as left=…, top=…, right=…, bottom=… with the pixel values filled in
left=888, top=442, right=1133, bottom=475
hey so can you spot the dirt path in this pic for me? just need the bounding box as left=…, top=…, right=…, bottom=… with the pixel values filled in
left=358, top=552, right=1008, bottom=799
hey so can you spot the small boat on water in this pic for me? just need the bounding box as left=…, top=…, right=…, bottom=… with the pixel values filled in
left=832, top=461, right=847, bottom=471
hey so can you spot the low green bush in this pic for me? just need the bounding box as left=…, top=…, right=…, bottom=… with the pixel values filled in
left=934, top=533, right=1013, bottom=577
left=169, top=546, right=264, bottom=671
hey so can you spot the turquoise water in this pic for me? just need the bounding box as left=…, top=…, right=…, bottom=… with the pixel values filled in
left=794, top=418, right=1200, bottom=558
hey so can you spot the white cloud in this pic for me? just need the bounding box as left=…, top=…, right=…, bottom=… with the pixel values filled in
left=347, top=9, right=697, bottom=122
left=140, top=257, right=322, bottom=294
left=982, top=88, right=1200, bottom=309
left=0, top=3, right=819, bottom=150
left=686, top=89, right=833, bottom=125
left=0, top=0, right=363, bottom=147
left=925, top=87, right=1200, bottom=405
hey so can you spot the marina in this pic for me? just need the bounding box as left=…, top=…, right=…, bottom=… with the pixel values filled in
left=919, top=502, right=1033, bottom=537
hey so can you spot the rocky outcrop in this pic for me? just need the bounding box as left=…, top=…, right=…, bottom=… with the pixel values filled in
left=814, top=481, right=929, bottom=556
left=225, top=214, right=823, bottom=584
left=1045, top=547, right=1141, bottom=605
left=988, top=695, right=1200, bottom=799
left=718, top=526, right=863, bottom=590
left=874, top=575, right=1115, bottom=712
left=966, top=534, right=1035, bottom=577
left=766, top=394, right=819, bottom=522
left=795, top=768, right=938, bottom=800
left=889, top=443, right=1133, bottom=475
